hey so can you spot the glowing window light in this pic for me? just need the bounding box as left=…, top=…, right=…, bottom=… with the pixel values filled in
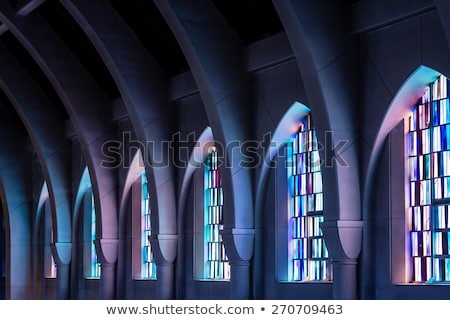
left=407, top=74, right=450, bottom=283
left=203, top=148, right=230, bottom=280
left=141, top=172, right=156, bottom=279
left=288, top=114, right=330, bottom=281
left=90, top=193, right=101, bottom=278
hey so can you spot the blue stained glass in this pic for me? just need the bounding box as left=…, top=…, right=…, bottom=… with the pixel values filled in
left=411, top=111, right=418, bottom=131
left=311, top=150, right=320, bottom=172
left=442, top=151, right=450, bottom=175
left=436, top=205, right=446, bottom=229
left=300, top=174, right=307, bottom=195
left=293, top=134, right=298, bottom=155
left=434, top=258, right=441, bottom=281
left=300, top=195, right=307, bottom=216
left=313, top=172, right=322, bottom=193
left=288, top=114, right=327, bottom=281
left=434, top=232, right=443, bottom=255
left=204, top=149, right=229, bottom=280
left=409, top=132, right=417, bottom=156
left=445, top=125, right=450, bottom=150
left=431, top=125, right=440, bottom=152
left=432, top=101, right=439, bottom=126
left=434, top=178, right=442, bottom=200
left=432, top=153, right=439, bottom=178
left=419, top=104, right=426, bottom=129
left=410, top=181, right=416, bottom=206
left=422, top=129, right=431, bottom=154
left=441, top=99, right=450, bottom=124
left=411, top=232, right=419, bottom=256
left=413, top=207, right=421, bottom=231
left=409, top=157, right=418, bottom=181
left=444, top=177, right=450, bottom=198
left=302, top=217, right=308, bottom=237
left=312, top=239, right=321, bottom=258
left=423, top=206, right=431, bottom=230
left=308, top=194, right=315, bottom=212
left=445, top=259, right=450, bottom=280
left=323, top=241, right=329, bottom=258
left=424, top=154, right=431, bottom=179
left=321, top=261, right=328, bottom=280
left=424, top=86, right=430, bottom=103
left=424, top=231, right=432, bottom=256
left=447, top=205, right=450, bottom=227
left=315, top=193, right=323, bottom=211
left=414, top=257, right=422, bottom=281
left=419, top=180, right=431, bottom=205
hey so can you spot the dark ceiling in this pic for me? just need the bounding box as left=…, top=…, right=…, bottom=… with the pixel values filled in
left=0, top=0, right=285, bottom=116
left=212, top=0, right=284, bottom=44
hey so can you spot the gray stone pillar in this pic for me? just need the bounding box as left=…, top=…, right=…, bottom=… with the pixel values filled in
left=94, top=239, right=119, bottom=300
left=51, top=242, right=72, bottom=300
left=56, top=263, right=70, bottom=300
left=221, top=228, right=254, bottom=300
left=321, top=220, right=363, bottom=300
left=230, top=260, right=251, bottom=300
left=100, top=262, right=116, bottom=300
left=150, top=234, right=178, bottom=299
left=156, top=261, right=175, bottom=300
left=332, top=259, right=358, bottom=299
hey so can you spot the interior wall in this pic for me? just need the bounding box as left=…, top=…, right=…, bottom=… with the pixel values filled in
left=360, top=8, right=450, bottom=299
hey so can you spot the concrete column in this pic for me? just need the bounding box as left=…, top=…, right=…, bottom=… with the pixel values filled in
left=221, top=228, right=254, bottom=299
left=156, top=261, right=175, bottom=300
left=321, top=220, right=363, bottom=300
left=51, top=242, right=72, bottom=300
left=150, top=234, right=178, bottom=299
left=94, top=239, right=118, bottom=300
left=100, top=262, right=115, bottom=300
left=229, top=260, right=251, bottom=300
left=56, top=263, right=70, bottom=300
left=332, top=259, right=358, bottom=300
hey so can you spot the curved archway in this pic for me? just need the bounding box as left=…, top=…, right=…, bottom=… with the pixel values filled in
left=364, top=66, right=441, bottom=215
left=255, top=101, right=310, bottom=216
left=178, top=126, right=215, bottom=226
left=32, top=182, right=57, bottom=299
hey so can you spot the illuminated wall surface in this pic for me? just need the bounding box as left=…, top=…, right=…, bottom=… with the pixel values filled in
left=287, top=114, right=329, bottom=281
left=141, top=173, right=156, bottom=279
left=90, top=193, right=101, bottom=279
left=204, top=149, right=230, bottom=280
left=407, top=75, right=450, bottom=282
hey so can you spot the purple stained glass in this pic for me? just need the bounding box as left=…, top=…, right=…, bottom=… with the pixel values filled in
left=288, top=114, right=328, bottom=281
left=407, top=75, right=450, bottom=283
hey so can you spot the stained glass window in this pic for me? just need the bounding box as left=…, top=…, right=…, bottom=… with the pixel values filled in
left=287, top=114, right=329, bottom=281
left=141, top=172, right=156, bottom=279
left=43, top=199, right=57, bottom=279
left=407, top=74, right=450, bottom=282
left=204, top=147, right=230, bottom=280
left=90, top=192, right=101, bottom=278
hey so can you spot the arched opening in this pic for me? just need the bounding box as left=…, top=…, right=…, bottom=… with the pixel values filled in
left=255, top=101, right=332, bottom=299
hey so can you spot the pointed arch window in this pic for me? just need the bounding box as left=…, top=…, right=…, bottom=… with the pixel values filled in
left=202, top=147, right=230, bottom=280
left=406, top=74, right=450, bottom=282
left=38, top=183, right=57, bottom=279
left=132, top=171, right=156, bottom=279
left=84, top=189, right=100, bottom=278
left=78, top=168, right=100, bottom=279
left=287, top=113, right=329, bottom=281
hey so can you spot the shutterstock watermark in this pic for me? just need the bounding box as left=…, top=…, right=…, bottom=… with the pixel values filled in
left=100, top=131, right=350, bottom=170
